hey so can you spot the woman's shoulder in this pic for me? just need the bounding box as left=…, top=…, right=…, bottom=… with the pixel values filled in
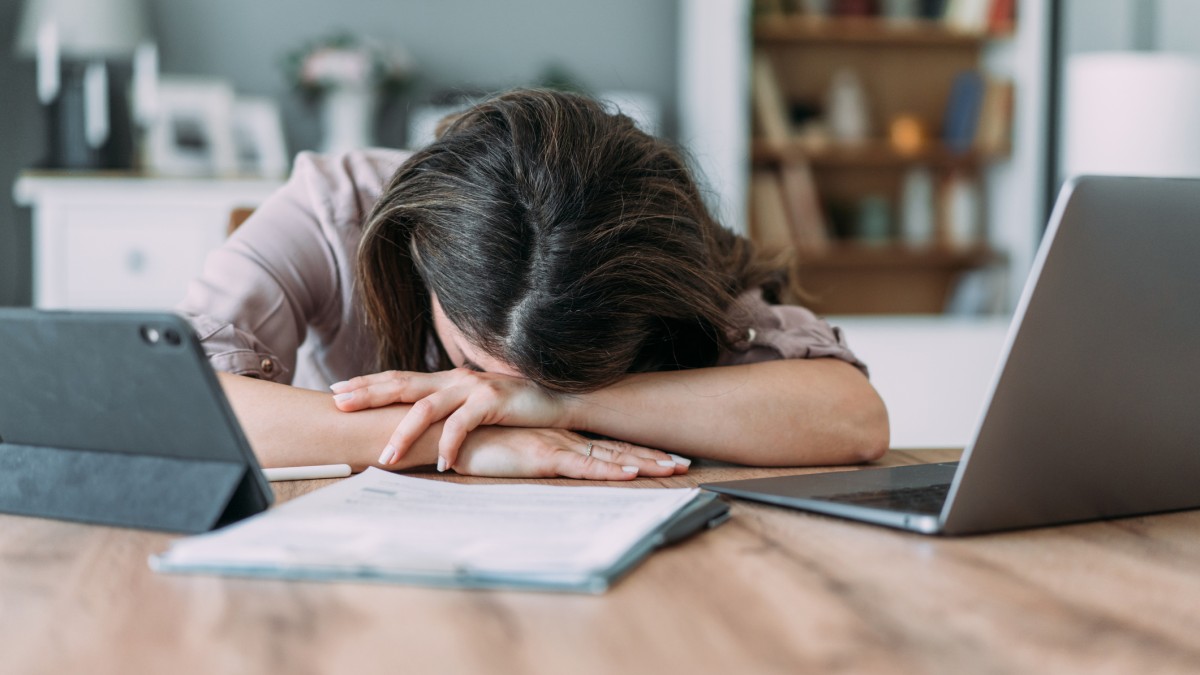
left=291, top=147, right=411, bottom=181
left=719, top=289, right=869, bottom=376
left=287, top=148, right=412, bottom=229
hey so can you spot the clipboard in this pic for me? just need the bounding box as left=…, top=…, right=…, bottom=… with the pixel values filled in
left=0, top=310, right=273, bottom=533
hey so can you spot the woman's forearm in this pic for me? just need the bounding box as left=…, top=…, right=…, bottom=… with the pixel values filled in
left=568, top=359, right=889, bottom=466
left=217, top=372, right=438, bottom=471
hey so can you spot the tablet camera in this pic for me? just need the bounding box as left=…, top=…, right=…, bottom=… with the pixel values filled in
left=142, top=325, right=184, bottom=347
left=140, top=326, right=161, bottom=345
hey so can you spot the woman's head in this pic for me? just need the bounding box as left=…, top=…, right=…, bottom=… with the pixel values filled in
left=359, top=88, right=780, bottom=393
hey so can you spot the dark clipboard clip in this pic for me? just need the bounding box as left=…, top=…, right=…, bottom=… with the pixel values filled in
left=657, top=492, right=732, bottom=547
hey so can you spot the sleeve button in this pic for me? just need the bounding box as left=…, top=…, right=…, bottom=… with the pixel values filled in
left=746, top=328, right=757, bottom=342
left=260, top=358, right=275, bottom=374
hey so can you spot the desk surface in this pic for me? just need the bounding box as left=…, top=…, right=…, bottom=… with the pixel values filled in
left=4, top=449, right=1200, bottom=675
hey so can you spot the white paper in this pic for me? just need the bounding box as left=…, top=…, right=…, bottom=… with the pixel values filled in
left=153, top=469, right=698, bottom=583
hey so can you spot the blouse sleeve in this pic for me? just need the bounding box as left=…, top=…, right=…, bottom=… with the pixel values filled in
left=175, top=150, right=402, bottom=383
left=717, top=290, right=869, bottom=377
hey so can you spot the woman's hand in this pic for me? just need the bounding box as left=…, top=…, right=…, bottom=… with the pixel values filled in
left=442, top=427, right=687, bottom=480
left=332, top=368, right=576, bottom=470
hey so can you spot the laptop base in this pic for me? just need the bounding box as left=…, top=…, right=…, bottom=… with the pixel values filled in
left=703, top=462, right=958, bottom=534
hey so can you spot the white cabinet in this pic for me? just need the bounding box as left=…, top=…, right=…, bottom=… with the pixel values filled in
left=13, top=174, right=283, bottom=310
left=830, top=315, right=1009, bottom=449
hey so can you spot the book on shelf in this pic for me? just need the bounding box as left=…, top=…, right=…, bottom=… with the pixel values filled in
left=778, top=160, right=832, bottom=254
left=750, top=169, right=795, bottom=254
left=754, top=0, right=1013, bottom=34
left=943, top=0, right=992, bottom=32
left=941, top=0, right=1017, bottom=33
left=831, top=0, right=876, bottom=16
left=151, top=468, right=730, bottom=594
left=942, top=70, right=985, bottom=153
left=987, top=0, right=1015, bottom=34
left=752, top=52, right=791, bottom=144
left=919, top=0, right=949, bottom=20
left=974, top=77, right=1013, bottom=155
left=752, top=0, right=785, bottom=17
left=751, top=166, right=830, bottom=257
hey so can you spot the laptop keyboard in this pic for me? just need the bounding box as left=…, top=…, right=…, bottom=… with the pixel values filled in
left=821, top=483, right=952, bottom=515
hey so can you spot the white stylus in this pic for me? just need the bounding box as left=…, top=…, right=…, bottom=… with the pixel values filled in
left=262, top=464, right=353, bottom=482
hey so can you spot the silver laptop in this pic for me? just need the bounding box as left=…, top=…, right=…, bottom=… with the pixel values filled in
left=703, top=175, right=1200, bottom=535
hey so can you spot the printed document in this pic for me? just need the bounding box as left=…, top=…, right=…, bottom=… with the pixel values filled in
left=152, top=468, right=712, bottom=592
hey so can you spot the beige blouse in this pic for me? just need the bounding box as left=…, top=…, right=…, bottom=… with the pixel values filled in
left=176, top=149, right=866, bottom=391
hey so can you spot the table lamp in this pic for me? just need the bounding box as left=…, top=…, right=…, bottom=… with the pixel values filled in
left=1064, top=52, right=1200, bottom=178
left=14, top=0, right=150, bottom=170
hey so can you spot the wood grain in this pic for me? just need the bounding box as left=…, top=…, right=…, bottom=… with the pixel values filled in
left=4, top=449, right=1200, bottom=675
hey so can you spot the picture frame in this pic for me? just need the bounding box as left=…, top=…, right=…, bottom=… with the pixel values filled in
left=146, top=76, right=237, bottom=176
left=232, top=96, right=289, bottom=178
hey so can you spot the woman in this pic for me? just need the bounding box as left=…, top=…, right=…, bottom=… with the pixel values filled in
left=179, top=89, right=888, bottom=480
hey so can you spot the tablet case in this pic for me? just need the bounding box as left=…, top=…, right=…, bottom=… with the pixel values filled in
left=0, top=310, right=273, bottom=533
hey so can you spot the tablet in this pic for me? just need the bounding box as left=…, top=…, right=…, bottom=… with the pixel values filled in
left=0, top=310, right=273, bottom=532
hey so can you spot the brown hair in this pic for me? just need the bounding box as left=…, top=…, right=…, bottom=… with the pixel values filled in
left=357, top=88, right=783, bottom=393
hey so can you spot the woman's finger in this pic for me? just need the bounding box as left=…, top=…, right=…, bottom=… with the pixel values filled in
left=595, top=438, right=677, bottom=463
left=332, top=370, right=425, bottom=393
left=438, top=402, right=493, bottom=472
left=553, top=450, right=640, bottom=481
left=587, top=443, right=677, bottom=477
left=378, top=388, right=469, bottom=467
left=332, top=371, right=446, bottom=411
left=579, top=438, right=689, bottom=475
left=599, top=439, right=691, bottom=475
left=666, top=453, right=694, bottom=473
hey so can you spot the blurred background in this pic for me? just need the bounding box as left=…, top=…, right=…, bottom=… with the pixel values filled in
left=2, top=0, right=1198, bottom=447
left=1, top=0, right=679, bottom=309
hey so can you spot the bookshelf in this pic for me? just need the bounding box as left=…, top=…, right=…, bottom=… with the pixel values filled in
left=752, top=139, right=1005, bottom=168
left=749, top=2, right=1015, bottom=314
left=754, top=15, right=1004, bottom=47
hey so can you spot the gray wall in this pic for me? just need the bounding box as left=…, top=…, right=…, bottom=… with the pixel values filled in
left=0, top=0, right=679, bottom=306
left=1157, top=0, right=1200, bottom=54
left=1, top=0, right=42, bottom=306
left=1056, top=0, right=1200, bottom=185
left=1063, top=0, right=1200, bottom=56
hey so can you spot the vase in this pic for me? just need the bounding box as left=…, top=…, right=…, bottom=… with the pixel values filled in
left=319, top=85, right=376, bottom=155
left=827, top=67, right=870, bottom=144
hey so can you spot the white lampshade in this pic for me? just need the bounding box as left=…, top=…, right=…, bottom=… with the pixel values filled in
left=1064, top=52, right=1200, bottom=178
left=15, top=0, right=149, bottom=59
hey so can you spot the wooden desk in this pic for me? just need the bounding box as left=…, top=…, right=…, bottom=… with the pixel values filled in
left=4, top=449, right=1200, bottom=675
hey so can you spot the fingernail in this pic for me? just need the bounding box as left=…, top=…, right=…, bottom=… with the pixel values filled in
left=656, top=460, right=676, bottom=467
left=378, top=444, right=397, bottom=465
left=667, top=453, right=692, bottom=467
left=333, top=393, right=354, bottom=403
left=621, top=465, right=639, bottom=474
left=437, top=456, right=448, bottom=472
left=330, top=381, right=351, bottom=393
